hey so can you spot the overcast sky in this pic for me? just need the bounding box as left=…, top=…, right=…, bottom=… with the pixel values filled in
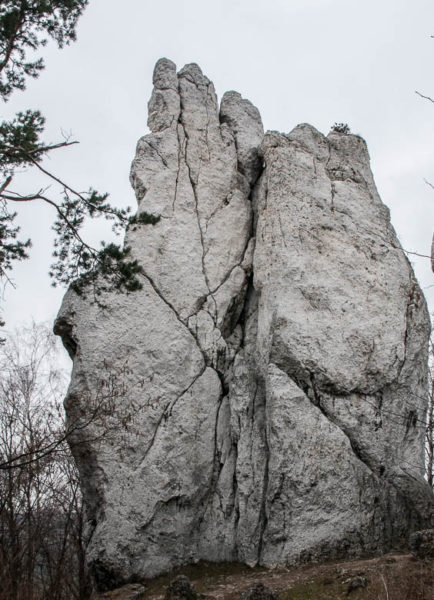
left=2, top=0, right=434, bottom=347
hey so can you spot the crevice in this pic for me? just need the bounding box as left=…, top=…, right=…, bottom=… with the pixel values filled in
left=194, top=388, right=227, bottom=534
left=143, top=139, right=168, bottom=167
left=232, top=440, right=240, bottom=558
left=330, top=181, right=336, bottom=212
left=324, top=140, right=399, bottom=251
left=396, top=278, right=417, bottom=380
left=175, top=73, right=265, bottom=336
left=219, top=110, right=242, bottom=179
left=139, top=270, right=207, bottom=365
left=173, top=123, right=183, bottom=210
left=315, top=395, right=374, bottom=474
left=178, top=105, right=212, bottom=302
left=54, top=316, right=78, bottom=359
left=219, top=277, right=258, bottom=557
left=187, top=215, right=254, bottom=332
left=140, top=270, right=182, bottom=324
left=179, top=72, right=202, bottom=89
left=325, top=137, right=333, bottom=172
left=249, top=383, right=259, bottom=464
left=202, top=159, right=261, bottom=331
left=137, top=69, right=270, bottom=559
left=177, top=72, right=214, bottom=303
left=203, top=192, right=232, bottom=232
left=237, top=272, right=255, bottom=350
left=257, top=382, right=270, bottom=563
left=277, top=210, right=288, bottom=248
left=204, top=82, right=212, bottom=162
left=324, top=140, right=336, bottom=213
left=286, top=368, right=380, bottom=479
left=210, top=235, right=253, bottom=297
left=166, top=363, right=209, bottom=418
left=136, top=364, right=208, bottom=469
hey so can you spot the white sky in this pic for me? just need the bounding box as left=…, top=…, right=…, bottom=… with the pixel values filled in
left=2, top=0, right=434, bottom=347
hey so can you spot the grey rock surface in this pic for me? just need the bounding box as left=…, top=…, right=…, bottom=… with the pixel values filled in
left=409, top=529, right=434, bottom=558
left=164, top=576, right=198, bottom=600
left=346, top=576, right=367, bottom=594
left=55, top=59, right=433, bottom=590
left=239, top=583, right=278, bottom=600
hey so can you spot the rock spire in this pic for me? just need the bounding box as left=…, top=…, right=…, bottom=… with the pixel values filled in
left=55, top=58, right=433, bottom=591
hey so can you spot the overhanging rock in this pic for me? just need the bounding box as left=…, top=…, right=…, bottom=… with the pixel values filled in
left=55, top=58, right=434, bottom=591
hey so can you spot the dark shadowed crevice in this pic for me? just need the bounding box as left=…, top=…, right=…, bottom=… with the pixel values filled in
left=53, top=315, right=78, bottom=359
left=256, top=383, right=270, bottom=564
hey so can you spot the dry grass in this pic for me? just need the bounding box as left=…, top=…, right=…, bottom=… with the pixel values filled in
left=137, top=553, right=434, bottom=600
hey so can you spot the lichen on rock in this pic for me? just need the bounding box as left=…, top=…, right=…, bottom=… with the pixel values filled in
left=54, top=58, right=434, bottom=591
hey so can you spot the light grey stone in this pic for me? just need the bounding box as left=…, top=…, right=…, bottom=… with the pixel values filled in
left=220, top=90, right=264, bottom=187
left=54, top=60, right=433, bottom=591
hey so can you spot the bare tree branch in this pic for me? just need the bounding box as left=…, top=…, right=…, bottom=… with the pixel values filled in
left=403, top=249, right=432, bottom=260
left=0, top=175, right=12, bottom=194
left=415, top=90, right=434, bottom=103
left=2, top=190, right=99, bottom=261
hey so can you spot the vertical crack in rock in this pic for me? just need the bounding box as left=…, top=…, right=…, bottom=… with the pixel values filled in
left=325, top=139, right=336, bottom=213
left=173, top=123, right=183, bottom=210
left=177, top=69, right=213, bottom=302
left=178, top=117, right=211, bottom=294
left=55, top=60, right=433, bottom=590
left=195, top=388, right=226, bottom=532
left=256, top=385, right=270, bottom=564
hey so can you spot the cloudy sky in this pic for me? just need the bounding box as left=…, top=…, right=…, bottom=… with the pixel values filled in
left=3, top=0, right=434, bottom=345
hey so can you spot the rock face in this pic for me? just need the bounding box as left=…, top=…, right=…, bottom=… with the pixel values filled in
left=54, top=59, right=434, bottom=590
left=239, top=583, right=278, bottom=600
left=164, top=576, right=198, bottom=600
left=409, top=529, right=434, bottom=558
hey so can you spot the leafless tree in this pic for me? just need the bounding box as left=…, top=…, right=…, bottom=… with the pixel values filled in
left=0, top=323, right=91, bottom=600
left=0, top=321, right=143, bottom=600
left=426, top=334, right=434, bottom=488
left=415, top=76, right=434, bottom=272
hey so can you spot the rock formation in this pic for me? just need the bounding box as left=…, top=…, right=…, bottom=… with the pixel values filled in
left=54, top=58, right=434, bottom=591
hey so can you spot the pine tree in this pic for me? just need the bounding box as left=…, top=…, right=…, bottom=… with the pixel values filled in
left=0, top=1, right=147, bottom=334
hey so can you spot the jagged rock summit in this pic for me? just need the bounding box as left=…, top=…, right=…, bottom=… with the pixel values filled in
left=55, top=58, right=434, bottom=591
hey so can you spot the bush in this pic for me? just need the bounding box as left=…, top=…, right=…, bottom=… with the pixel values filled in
left=331, top=122, right=351, bottom=134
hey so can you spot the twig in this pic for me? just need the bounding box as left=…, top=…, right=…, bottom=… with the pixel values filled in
left=381, top=574, right=389, bottom=600
left=0, top=175, right=12, bottom=194
left=22, top=151, right=123, bottom=220
left=0, top=393, right=111, bottom=470
left=403, top=249, right=431, bottom=259
left=2, top=190, right=98, bottom=258
left=415, top=90, right=434, bottom=103
left=1, top=140, right=78, bottom=156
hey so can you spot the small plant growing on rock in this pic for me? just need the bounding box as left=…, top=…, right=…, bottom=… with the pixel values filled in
left=331, top=122, right=351, bottom=134
left=128, top=211, right=161, bottom=228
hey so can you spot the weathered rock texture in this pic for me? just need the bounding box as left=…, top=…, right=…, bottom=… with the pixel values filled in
left=55, top=59, right=434, bottom=590
left=409, top=529, right=434, bottom=558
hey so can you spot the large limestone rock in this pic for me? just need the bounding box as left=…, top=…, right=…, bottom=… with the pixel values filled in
left=54, top=59, right=433, bottom=591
